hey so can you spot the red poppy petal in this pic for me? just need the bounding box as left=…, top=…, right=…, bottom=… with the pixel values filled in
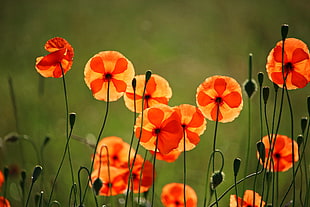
left=292, top=48, right=309, bottom=63
left=113, top=58, right=128, bottom=74
left=223, top=92, right=242, bottom=108
left=36, top=49, right=66, bottom=69
left=187, top=109, right=205, bottom=127
left=270, top=72, right=284, bottom=85
left=53, top=67, right=63, bottom=78
left=148, top=108, right=164, bottom=127
left=186, top=130, right=200, bottom=145
left=90, top=56, right=106, bottom=73
left=291, top=71, right=308, bottom=88
left=197, top=91, right=213, bottom=106
left=125, top=92, right=143, bottom=100
left=146, top=77, right=157, bottom=94
left=111, top=79, right=127, bottom=92
left=90, top=79, right=104, bottom=94
left=273, top=45, right=288, bottom=63
left=158, top=132, right=180, bottom=154
left=211, top=106, right=223, bottom=121
left=214, top=78, right=226, bottom=95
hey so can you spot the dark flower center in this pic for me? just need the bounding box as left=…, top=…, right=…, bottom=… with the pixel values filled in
left=275, top=153, right=281, bottom=159
left=215, top=97, right=223, bottom=105
left=284, top=62, right=294, bottom=73
left=182, top=124, right=187, bottom=129
left=112, top=155, right=118, bottom=160
left=105, top=73, right=112, bottom=80
left=154, top=128, right=161, bottom=134
left=144, top=94, right=151, bottom=100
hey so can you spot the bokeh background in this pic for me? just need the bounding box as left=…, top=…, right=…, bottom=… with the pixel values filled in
left=1, top=0, right=309, bottom=206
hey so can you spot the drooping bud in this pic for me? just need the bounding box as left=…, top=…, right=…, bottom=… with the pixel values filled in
left=301, top=117, right=308, bottom=135
left=93, top=177, right=103, bottom=195
left=263, top=87, right=270, bottom=104
left=69, top=112, right=76, bottom=129
left=281, top=24, right=289, bottom=40
left=145, top=70, right=152, bottom=83
left=257, top=72, right=264, bottom=88
left=297, top=134, right=303, bottom=148
left=257, top=142, right=266, bottom=163
left=233, top=158, right=241, bottom=177
left=210, top=171, right=224, bottom=190
left=31, top=165, right=43, bottom=183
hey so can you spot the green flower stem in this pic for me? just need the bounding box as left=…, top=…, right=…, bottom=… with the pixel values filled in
left=183, top=129, right=187, bottom=207
left=208, top=167, right=264, bottom=207
left=125, top=72, right=151, bottom=207
left=151, top=135, right=159, bottom=207
left=82, top=80, right=110, bottom=203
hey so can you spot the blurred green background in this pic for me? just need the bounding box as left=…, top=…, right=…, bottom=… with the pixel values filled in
left=1, top=0, right=309, bottom=206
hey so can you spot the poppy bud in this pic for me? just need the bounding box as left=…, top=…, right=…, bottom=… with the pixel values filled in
left=244, top=80, right=257, bottom=98
left=20, top=170, right=26, bottom=191
left=4, top=166, right=9, bottom=180
left=301, top=117, right=308, bottom=134
left=257, top=72, right=264, bottom=87
left=31, top=165, right=43, bottom=183
left=263, top=87, right=269, bottom=104
left=42, top=136, right=50, bottom=147
left=69, top=112, right=76, bottom=129
left=132, top=78, right=137, bottom=90
left=210, top=171, right=224, bottom=190
left=145, top=70, right=152, bottom=83
left=93, top=177, right=103, bottom=195
left=281, top=24, right=289, bottom=40
left=233, top=158, right=241, bottom=177
left=297, top=134, right=303, bottom=148
left=4, top=132, right=19, bottom=143
left=257, top=142, right=265, bottom=163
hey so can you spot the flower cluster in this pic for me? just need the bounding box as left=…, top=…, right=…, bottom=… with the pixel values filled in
left=25, top=29, right=310, bottom=207
left=91, top=136, right=154, bottom=195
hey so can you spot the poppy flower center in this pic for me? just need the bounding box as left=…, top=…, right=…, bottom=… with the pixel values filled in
left=175, top=200, right=181, bottom=206
left=284, top=62, right=294, bottom=73
left=105, top=73, right=112, bottom=80
left=181, top=124, right=187, bottom=129
left=274, top=153, right=281, bottom=159
left=154, top=128, right=161, bottom=135
left=144, top=94, right=151, bottom=100
left=112, top=155, right=118, bottom=160
left=214, top=96, right=223, bottom=105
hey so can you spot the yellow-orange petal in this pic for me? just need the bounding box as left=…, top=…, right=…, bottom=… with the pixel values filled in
left=161, top=183, right=197, bottom=207
left=174, top=104, right=207, bottom=151
left=84, top=51, right=135, bottom=101
left=124, top=74, right=172, bottom=112
left=266, top=38, right=310, bottom=89
left=196, top=75, right=243, bottom=123
left=258, top=134, right=299, bottom=172
left=135, top=104, right=183, bottom=154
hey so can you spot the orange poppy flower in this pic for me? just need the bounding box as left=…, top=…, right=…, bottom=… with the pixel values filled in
left=173, top=104, right=207, bottom=151
left=84, top=51, right=135, bottom=101
left=35, top=37, right=74, bottom=78
left=258, top=134, right=299, bottom=172
left=266, top=38, right=310, bottom=89
left=0, top=197, right=11, bottom=207
left=150, top=149, right=181, bottom=163
left=126, top=154, right=154, bottom=193
left=230, top=190, right=265, bottom=207
left=91, top=166, right=127, bottom=196
left=93, top=136, right=135, bottom=169
left=135, top=104, right=183, bottom=154
left=124, top=74, right=172, bottom=112
left=161, top=183, right=197, bottom=207
left=196, top=75, right=243, bottom=123
left=0, top=171, right=4, bottom=189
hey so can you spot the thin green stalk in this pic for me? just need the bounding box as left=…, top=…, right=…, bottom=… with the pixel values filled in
left=151, top=135, right=159, bottom=207
left=183, top=128, right=187, bottom=207
left=209, top=167, right=264, bottom=207
left=47, top=116, right=75, bottom=205
left=82, top=80, right=110, bottom=203
left=125, top=72, right=151, bottom=207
